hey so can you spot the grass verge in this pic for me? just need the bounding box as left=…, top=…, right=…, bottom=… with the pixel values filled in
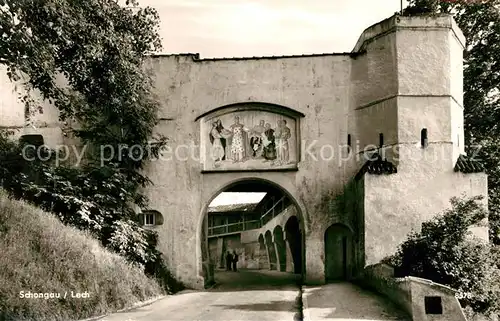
left=0, top=190, right=164, bottom=321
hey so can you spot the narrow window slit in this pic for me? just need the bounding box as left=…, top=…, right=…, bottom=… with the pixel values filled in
left=421, top=128, right=428, bottom=148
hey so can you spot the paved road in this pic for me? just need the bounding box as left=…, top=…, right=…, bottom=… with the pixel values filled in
left=303, top=283, right=409, bottom=321
left=98, top=270, right=302, bottom=321
left=97, top=269, right=409, bottom=321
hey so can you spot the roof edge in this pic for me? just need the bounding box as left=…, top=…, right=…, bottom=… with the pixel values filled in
left=147, top=52, right=356, bottom=62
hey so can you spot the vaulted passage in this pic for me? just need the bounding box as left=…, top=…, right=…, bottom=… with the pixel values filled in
left=202, top=178, right=305, bottom=288
left=324, top=223, right=352, bottom=282
left=284, top=216, right=302, bottom=274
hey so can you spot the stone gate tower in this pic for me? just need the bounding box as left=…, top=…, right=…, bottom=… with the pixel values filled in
left=137, top=14, right=488, bottom=288
left=0, top=14, right=488, bottom=289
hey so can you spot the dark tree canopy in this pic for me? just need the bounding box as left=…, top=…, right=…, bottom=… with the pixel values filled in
left=0, top=0, right=169, bottom=203
left=0, top=0, right=163, bottom=163
left=0, top=0, right=180, bottom=291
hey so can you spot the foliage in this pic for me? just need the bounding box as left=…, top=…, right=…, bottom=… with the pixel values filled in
left=0, top=135, right=184, bottom=293
left=404, top=0, right=500, bottom=245
left=0, top=138, right=174, bottom=294
left=386, top=196, right=500, bottom=315
left=0, top=190, right=163, bottom=321
left=0, top=0, right=183, bottom=292
left=0, top=0, right=167, bottom=215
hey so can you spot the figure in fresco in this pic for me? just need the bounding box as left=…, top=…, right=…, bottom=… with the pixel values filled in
left=215, top=119, right=229, bottom=161
left=209, top=119, right=232, bottom=161
left=262, top=123, right=277, bottom=161
left=229, top=116, right=249, bottom=162
left=249, top=120, right=265, bottom=158
left=275, top=119, right=291, bottom=165
left=209, top=121, right=225, bottom=162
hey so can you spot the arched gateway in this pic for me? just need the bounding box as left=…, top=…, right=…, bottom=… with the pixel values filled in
left=199, top=177, right=306, bottom=287
left=192, top=102, right=309, bottom=287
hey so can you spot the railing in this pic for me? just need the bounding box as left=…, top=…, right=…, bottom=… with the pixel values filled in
left=260, top=196, right=286, bottom=226
left=208, top=196, right=291, bottom=237
left=208, top=219, right=261, bottom=237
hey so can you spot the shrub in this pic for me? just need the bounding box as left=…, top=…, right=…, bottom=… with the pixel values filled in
left=0, top=132, right=184, bottom=294
left=386, top=196, right=500, bottom=316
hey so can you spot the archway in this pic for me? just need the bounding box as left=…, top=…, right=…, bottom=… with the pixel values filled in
left=284, top=216, right=302, bottom=274
left=264, top=230, right=277, bottom=270
left=257, top=234, right=268, bottom=269
left=200, top=178, right=305, bottom=288
left=324, top=223, right=352, bottom=282
left=273, top=226, right=286, bottom=272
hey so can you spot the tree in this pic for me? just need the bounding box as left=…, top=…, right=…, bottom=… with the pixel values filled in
left=0, top=0, right=165, bottom=189
left=387, top=196, right=500, bottom=316
left=0, top=0, right=179, bottom=290
left=403, top=0, right=500, bottom=244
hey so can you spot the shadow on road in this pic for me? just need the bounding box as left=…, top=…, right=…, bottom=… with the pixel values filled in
left=213, top=300, right=297, bottom=311
left=208, top=269, right=302, bottom=292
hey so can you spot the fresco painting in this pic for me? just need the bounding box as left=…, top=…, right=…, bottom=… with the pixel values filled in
left=203, top=110, right=298, bottom=170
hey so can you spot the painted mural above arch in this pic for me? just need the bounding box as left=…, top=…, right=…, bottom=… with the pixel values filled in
left=199, top=103, right=301, bottom=171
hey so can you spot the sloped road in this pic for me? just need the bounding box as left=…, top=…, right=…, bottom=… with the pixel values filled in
left=98, top=270, right=301, bottom=321
left=96, top=270, right=409, bottom=321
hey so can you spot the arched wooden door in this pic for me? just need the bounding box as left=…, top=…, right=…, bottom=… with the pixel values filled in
left=324, top=224, right=352, bottom=281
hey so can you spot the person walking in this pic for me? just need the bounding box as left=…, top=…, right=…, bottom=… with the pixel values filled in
left=225, top=251, right=233, bottom=271
left=232, top=250, right=239, bottom=272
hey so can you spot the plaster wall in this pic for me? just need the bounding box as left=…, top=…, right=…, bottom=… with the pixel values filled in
left=350, top=31, right=398, bottom=109
left=143, top=52, right=356, bottom=287
left=408, top=277, right=467, bottom=321
left=354, top=98, right=398, bottom=164
left=359, top=15, right=487, bottom=267
left=238, top=207, right=300, bottom=271
left=363, top=160, right=488, bottom=266
left=358, top=264, right=468, bottom=321
left=208, top=234, right=243, bottom=268
left=0, top=65, right=70, bottom=150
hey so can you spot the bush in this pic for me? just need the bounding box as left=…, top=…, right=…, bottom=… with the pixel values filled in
left=386, top=196, right=500, bottom=316
left=0, top=191, right=164, bottom=321
left=0, top=131, right=184, bottom=294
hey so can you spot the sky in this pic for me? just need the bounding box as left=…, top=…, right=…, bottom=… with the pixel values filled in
left=210, top=192, right=267, bottom=207
left=139, top=0, right=410, bottom=58
left=141, top=0, right=410, bottom=206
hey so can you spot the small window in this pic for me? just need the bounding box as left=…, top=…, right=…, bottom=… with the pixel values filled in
left=139, top=210, right=163, bottom=226
left=424, top=296, right=443, bottom=314
left=347, top=134, right=352, bottom=152
left=19, top=134, right=44, bottom=148
left=379, top=133, right=384, bottom=148
left=19, top=134, right=47, bottom=160
left=421, top=128, right=428, bottom=148
left=144, top=213, right=155, bottom=226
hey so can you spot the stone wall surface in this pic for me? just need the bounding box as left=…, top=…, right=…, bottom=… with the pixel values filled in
left=356, top=264, right=413, bottom=318
left=363, top=156, right=488, bottom=265
left=358, top=264, right=469, bottom=321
